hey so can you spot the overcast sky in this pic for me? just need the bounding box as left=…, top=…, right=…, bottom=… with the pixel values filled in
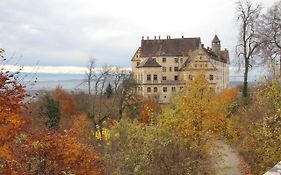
left=0, top=0, right=277, bottom=78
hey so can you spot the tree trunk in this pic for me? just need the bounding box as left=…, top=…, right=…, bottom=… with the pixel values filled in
left=279, top=55, right=281, bottom=76
left=243, top=58, right=249, bottom=100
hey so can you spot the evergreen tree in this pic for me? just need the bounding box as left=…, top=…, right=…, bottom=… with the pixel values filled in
left=105, top=83, right=113, bottom=98
left=40, top=94, right=60, bottom=129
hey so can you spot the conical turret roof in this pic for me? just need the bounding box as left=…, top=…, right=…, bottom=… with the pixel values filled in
left=212, top=35, right=220, bottom=42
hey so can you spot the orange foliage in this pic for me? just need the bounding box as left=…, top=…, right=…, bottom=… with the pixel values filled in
left=218, top=88, right=240, bottom=104
left=1, top=73, right=103, bottom=174
left=52, top=86, right=78, bottom=129
left=2, top=131, right=103, bottom=175
left=72, top=114, right=95, bottom=144
left=52, top=86, right=77, bottom=117
left=0, top=72, right=26, bottom=145
left=138, top=98, right=160, bottom=124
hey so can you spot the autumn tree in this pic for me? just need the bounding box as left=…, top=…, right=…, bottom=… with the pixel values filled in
left=158, top=74, right=230, bottom=173
left=138, top=98, right=161, bottom=124
left=104, top=119, right=198, bottom=175
left=52, top=86, right=77, bottom=117
left=236, top=0, right=262, bottom=100
left=0, top=50, right=26, bottom=173
left=226, top=79, right=281, bottom=174
left=52, top=86, right=78, bottom=129
left=1, top=130, right=103, bottom=175
left=104, top=74, right=230, bottom=174
left=0, top=49, right=26, bottom=145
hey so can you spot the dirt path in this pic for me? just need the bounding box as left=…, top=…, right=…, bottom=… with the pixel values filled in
left=213, top=140, right=243, bottom=175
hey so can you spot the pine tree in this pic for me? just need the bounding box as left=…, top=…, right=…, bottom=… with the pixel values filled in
left=105, top=83, right=113, bottom=98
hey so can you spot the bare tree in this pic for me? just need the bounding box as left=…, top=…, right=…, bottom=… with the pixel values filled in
left=85, top=58, right=96, bottom=119
left=236, top=0, right=262, bottom=100
left=257, top=1, right=281, bottom=77
left=83, top=60, right=136, bottom=138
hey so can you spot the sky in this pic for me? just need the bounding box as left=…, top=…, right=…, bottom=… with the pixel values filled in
left=0, top=0, right=277, bottom=80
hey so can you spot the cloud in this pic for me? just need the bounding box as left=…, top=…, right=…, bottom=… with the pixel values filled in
left=1, top=64, right=131, bottom=74
left=0, top=0, right=277, bottom=69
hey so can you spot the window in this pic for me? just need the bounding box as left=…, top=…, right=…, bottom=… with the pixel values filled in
left=136, top=55, right=139, bottom=58
left=147, top=87, right=151, bottom=93
left=174, top=75, right=178, bottom=81
left=189, top=75, right=193, bottom=81
left=172, top=87, right=176, bottom=92
left=180, top=86, right=184, bottom=90
left=162, top=57, right=166, bottom=63
left=205, top=64, right=208, bottom=67
left=163, top=87, right=168, bottom=92
left=174, top=67, right=179, bottom=72
left=175, top=58, right=179, bottom=63
left=169, top=67, right=172, bottom=72
left=153, top=87, right=158, bottom=93
left=209, top=74, right=214, bottom=81
left=194, top=64, right=197, bottom=68
left=153, top=74, right=158, bottom=81
left=137, top=62, right=140, bottom=66
left=162, top=76, right=167, bottom=81
left=162, top=67, right=166, bottom=72
left=180, top=58, right=183, bottom=63
left=147, top=74, right=151, bottom=81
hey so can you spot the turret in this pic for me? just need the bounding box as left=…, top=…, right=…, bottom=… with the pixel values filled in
left=212, top=35, right=221, bottom=56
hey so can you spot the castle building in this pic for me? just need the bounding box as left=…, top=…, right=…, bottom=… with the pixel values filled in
left=131, top=35, right=230, bottom=103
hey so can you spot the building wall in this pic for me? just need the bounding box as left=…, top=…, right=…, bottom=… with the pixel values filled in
left=131, top=46, right=230, bottom=103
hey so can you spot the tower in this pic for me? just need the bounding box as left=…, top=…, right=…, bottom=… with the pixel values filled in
left=212, top=35, right=221, bottom=56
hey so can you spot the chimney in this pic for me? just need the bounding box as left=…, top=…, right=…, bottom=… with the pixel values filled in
left=225, top=48, right=227, bottom=51
left=142, top=36, right=144, bottom=40
left=207, top=46, right=210, bottom=50
left=147, top=36, right=149, bottom=40
left=201, top=44, right=204, bottom=48
left=182, top=35, right=184, bottom=39
left=158, top=36, right=161, bottom=39
left=154, top=36, right=156, bottom=40
left=167, top=35, right=169, bottom=39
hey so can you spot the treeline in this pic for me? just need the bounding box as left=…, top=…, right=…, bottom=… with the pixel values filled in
left=1, top=60, right=281, bottom=174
